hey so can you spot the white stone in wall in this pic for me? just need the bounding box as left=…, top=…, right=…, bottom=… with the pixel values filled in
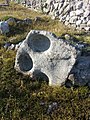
left=82, top=19, right=87, bottom=24
left=55, top=0, right=59, bottom=2
left=54, top=3, right=59, bottom=10
left=43, top=8, right=49, bottom=13
left=62, top=4, right=71, bottom=15
left=75, top=9, right=84, bottom=16
left=58, top=3, right=63, bottom=10
left=69, top=1, right=75, bottom=9
left=59, top=0, right=64, bottom=3
left=87, top=20, right=90, bottom=27
left=70, top=11, right=76, bottom=17
left=83, top=2, right=88, bottom=9
left=84, top=27, right=90, bottom=31
left=69, top=18, right=74, bottom=24
left=76, top=1, right=83, bottom=9
left=58, top=7, right=65, bottom=15
left=49, top=4, right=54, bottom=12
left=80, top=24, right=87, bottom=29
left=69, top=16, right=78, bottom=24
left=84, top=10, right=90, bottom=17
left=66, top=15, right=70, bottom=21
left=76, top=20, right=82, bottom=26
left=46, top=0, right=53, bottom=5
left=54, top=10, right=59, bottom=17
left=86, top=16, right=90, bottom=21
left=81, top=17, right=86, bottom=21
left=59, top=3, right=70, bottom=15
left=86, top=5, right=90, bottom=11
left=71, top=24, right=76, bottom=29
left=62, top=1, right=69, bottom=9
left=65, top=21, right=69, bottom=26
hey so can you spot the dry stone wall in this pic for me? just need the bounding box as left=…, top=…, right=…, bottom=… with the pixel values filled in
left=16, top=0, right=90, bottom=31
left=43, top=0, right=90, bottom=31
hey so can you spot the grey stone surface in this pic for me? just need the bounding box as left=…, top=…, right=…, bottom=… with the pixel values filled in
left=70, top=56, right=90, bottom=86
left=15, top=30, right=80, bottom=86
left=0, top=21, right=9, bottom=34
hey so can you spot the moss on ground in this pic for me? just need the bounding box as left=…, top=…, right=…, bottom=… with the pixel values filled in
left=0, top=2, right=90, bottom=120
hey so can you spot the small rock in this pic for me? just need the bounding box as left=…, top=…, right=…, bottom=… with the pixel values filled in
left=40, top=102, right=45, bottom=106
left=8, top=44, right=15, bottom=50
left=75, top=43, right=85, bottom=50
left=68, top=74, right=75, bottom=82
left=4, top=42, right=11, bottom=49
left=47, top=102, right=58, bottom=114
left=23, top=18, right=32, bottom=25
left=0, top=21, right=9, bottom=34
left=34, top=17, right=43, bottom=22
left=15, top=42, right=22, bottom=51
left=65, top=34, right=71, bottom=40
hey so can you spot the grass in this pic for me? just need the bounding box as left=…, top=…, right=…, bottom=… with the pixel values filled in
left=0, top=2, right=90, bottom=120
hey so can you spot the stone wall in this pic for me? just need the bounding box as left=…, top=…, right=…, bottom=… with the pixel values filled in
left=43, top=0, right=90, bottom=31
left=16, top=0, right=90, bottom=31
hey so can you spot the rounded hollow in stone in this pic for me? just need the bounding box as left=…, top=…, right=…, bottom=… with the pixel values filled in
left=28, top=34, right=51, bottom=52
left=17, top=52, right=33, bottom=72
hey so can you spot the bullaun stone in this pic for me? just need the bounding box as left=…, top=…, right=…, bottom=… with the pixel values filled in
left=15, top=30, right=80, bottom=86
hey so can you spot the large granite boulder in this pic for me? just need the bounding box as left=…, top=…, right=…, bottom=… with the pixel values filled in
left=15, top=30, right=80, bottom=86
